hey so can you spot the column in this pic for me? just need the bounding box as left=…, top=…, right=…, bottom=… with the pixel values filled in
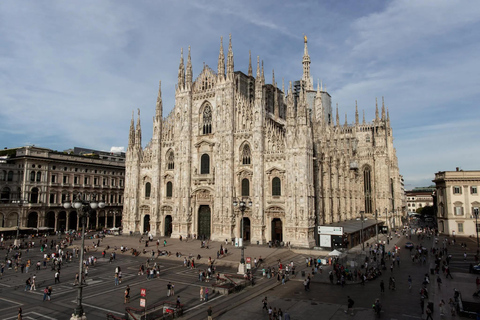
left=54, top=212, right=59, bottom=232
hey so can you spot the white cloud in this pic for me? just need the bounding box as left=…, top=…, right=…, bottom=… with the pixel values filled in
left=110, top=146, right=125, bottom=153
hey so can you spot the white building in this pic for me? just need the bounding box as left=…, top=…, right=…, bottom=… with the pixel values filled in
left=434, top=169, right=480, bottom=236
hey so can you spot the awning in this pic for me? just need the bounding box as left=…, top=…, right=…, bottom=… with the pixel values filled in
left=325, top=218, right=384, bottom=234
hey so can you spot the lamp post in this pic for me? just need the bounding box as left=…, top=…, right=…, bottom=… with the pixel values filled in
left=64, top=193, right=105, bottom=320
left=375, top=209, right=379, bottom=244
left=474, top=208, right=479, bottom=251
left=12, top=198, right=28, bottom=248
left=359, top=211, right=365, bottom=251
left=233, top=197, right=252, bottom=274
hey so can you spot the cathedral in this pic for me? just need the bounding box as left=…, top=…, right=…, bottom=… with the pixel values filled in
left=123, top=35, right=402, bottom=248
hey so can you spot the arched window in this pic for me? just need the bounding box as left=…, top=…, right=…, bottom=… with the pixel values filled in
left=242, top=144, right=251, bottom=165
left=36, top=171, right=41, bottom=182
left=363, top=166, right=372, bottom=213
left=202, top=105, right=212, bottom=134
left=0, top=170, right=6, bottom=181
left=167, top=151, right=174, bottom=170
left=201, top=154, right=210, bottom=174
left=242, top=178, right=250, bottom=197
left=166, top=181, right=173, bottom=198
left=7, top=171, right=13, bottom=181
left=272, top=177, right=281, bottom=196
left=31, top=187, right=39, bottom=203
left=145, top=182, right=151, bottom=198
left=30, top=171, right=35, bottom=182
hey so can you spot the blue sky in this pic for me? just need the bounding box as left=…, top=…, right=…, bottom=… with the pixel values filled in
left=1, top=1, right=479, bottom=190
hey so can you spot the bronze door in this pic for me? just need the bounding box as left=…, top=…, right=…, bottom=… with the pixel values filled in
left=198, top=205, right=211, bottom=239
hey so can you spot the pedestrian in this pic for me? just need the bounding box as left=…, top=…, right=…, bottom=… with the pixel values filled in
left=380, top=280, right=385, bottom=293
left=164, top=239, right=167, bottom=247
left=17, top=307, right=22, bottom=320
left=176, top=296, right=181, bottom=309
left=167, top=282, right=172, bottom=296
left=124, top=285, right=130, bottom=304
left=43, top=287, right=49, bottom=301
left=205, top=287, right=209, bottom=301
left=304, top=278, right=308, bottom=291
left=262, top=297, right=268, bottom=311
left=345, top=296, right=354, bottom=315
left=115, top=272, right=119, bottom=286
left=449, top=298, right=456, bottom=316
left=47, top=286, right=52, bottom=301
left=439, top=299, right=445, bottom=316
left=207, top=306, right=213, bottom=320
left=31, top=275, right=36, bottom=291
left=54, top=270, right=60, bottom=283
left=426, top=304, right=433, bottom=320
left=420, top=296, right=425, bottom=314
left=171, top=283, right=175, bottom=295
left=284, top=310, right=291, bottom=320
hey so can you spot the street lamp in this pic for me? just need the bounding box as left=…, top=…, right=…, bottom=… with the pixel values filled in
left=359, top=211, right=365, bottom=251
left=12, top=199, right=28, bottom=248
left=474, top=208, right=479, bottom=251
left=233, top=197, right=252, bottom=274
left=375, top=209, right=379, bottom=244
left=64, top=193, right=105, bottom=320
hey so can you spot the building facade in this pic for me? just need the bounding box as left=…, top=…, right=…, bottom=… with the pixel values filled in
left=124, top=36, right=403, bottom=248
left=0, top=146, right=124, bottom=232
left=406, top=190, right=434, bottom=215
left=434, top=169, right=480, bottom=237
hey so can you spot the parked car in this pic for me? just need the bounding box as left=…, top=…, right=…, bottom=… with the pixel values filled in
left=405, top=242, right=414, bottom=249
left=472, top=264, right=480, bottom=274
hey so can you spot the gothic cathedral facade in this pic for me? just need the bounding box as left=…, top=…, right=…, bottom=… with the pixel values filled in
left=123, top=36, right=402, bottom=248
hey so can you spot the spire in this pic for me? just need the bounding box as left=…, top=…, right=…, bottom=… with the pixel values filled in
left=226, top=34, right=234, bottom=80
left=287, top=81, right=294, bottom=119
left=387, top=108, right=390, bottom=122
left=156, top=81, right=163, bottom=121
left=248, top=50, right=252, bottom=77
left=336, top=103, right=340, bottom=126
left=217, top=36, right=225, bottom=81
left=186, top=46, right=192, bottom=88
left=302, top=34, right=313, bottom=90
left=363, top=110, right=366, bottom=124
left=282, top=78, right=285, bottom=93
left=261, top=60, right=265, bottom=83
left=381, top=96, right=386, bottom=120
left=135, top=108, right=142, bottom=148
left=256, top=56, right=260, bottom=78
left=375, top=97, right=379, bottom=121
left=344, top=113, right=348, bottom=126
left=355, top=100, right=359, bottom=125
left=314, top=81, right=323, bottom=124
left=177, top=48, right=185, bottom=90
left=321, top=80, right=323, bottom=91
left=128, top=110, right=135, bottom=147
left=272, top=69, right=275, bottom=87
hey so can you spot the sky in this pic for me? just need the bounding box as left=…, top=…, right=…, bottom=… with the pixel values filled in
left=0, top=0, right=479, bottom=190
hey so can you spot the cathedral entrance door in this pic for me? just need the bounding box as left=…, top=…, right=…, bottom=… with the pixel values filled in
left=198, top=205, right=211, bottom=240
left=271, top=218, right=283, bottom=243
left=165, top=215, right=172, bottom=236
left=243, top=217, right=251, bottom=241
left=144, top=215, right=150, bottom=233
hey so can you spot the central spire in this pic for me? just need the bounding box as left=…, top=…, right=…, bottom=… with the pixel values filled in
left=217, top=36, right=225, bottom=81
left=302, top=35, right=313, bottom=90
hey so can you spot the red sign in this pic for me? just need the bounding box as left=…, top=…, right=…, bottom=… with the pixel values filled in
left=246, top=257, right=251, bottom=263
left=140, top=288, right=146, bottom=297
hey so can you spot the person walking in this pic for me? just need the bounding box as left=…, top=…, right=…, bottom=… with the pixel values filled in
left=439, top=299, right=445, bottom=316
left=200, top=286, right=204, bottom=301
left=114, top=272, right=119, bottom=286
left=43, top=287, right=49, bottom=301
left=262, top=297, right=268, bottom=311
left=176, top=296, right=181, bottom=309
left=31, top=275, right=36, bottom=291
left=124, top=285, right=130, bottom=304
left=345, top=296, right=354, bottom=315
left=167, top=282, right=172, bottom=297
left=425, top=304, right=433, bottom=320
left=17, top=307, right=22, bottom=320
left=207, top=306, right=213, bottom=320
left=284, top=310, right=291, bottom=320
left=205, top=287, right=209, bottom=301
left=54, top=270, right=60, bottom=283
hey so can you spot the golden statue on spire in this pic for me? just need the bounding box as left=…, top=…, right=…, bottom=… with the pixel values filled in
left=304, top=34, right=307, bottom=43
